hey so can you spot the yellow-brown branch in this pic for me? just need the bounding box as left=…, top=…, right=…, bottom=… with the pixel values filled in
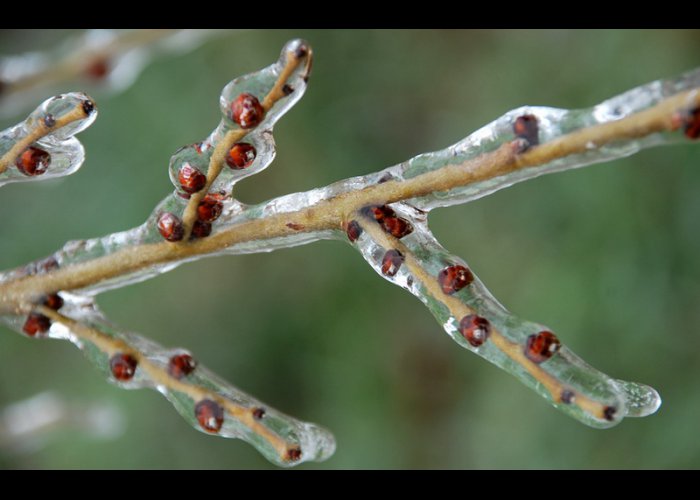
left=1, top=30, right=177, bottom=100
left=179, top=45, right=308, bottom=240
left=356, top=214, right=608, bottom=420
left=0, top=104, right=90, bottom=175
left=1, top=87, right=699, bottom=331
left=37, top=305, right=294, bottom=460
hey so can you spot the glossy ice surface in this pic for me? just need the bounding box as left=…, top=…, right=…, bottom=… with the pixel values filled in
left=1, top=31, right=699, bottom=468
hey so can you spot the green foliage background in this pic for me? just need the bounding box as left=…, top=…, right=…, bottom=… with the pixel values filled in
left=1, top=29, right=699, bottom=469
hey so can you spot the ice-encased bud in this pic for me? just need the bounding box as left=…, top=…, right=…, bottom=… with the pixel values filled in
left=0, top=92, right=96, bottom=187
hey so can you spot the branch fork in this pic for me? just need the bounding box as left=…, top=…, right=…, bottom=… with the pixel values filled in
left=1, top=38, right=699, bottom=465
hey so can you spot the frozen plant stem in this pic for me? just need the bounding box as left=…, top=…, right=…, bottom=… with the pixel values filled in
left=37, top=305, right=301, bottom=461
left=0, top=30, right=226, bottom=121
left=1, top=39, right=699, bottom=466
left=0, top=100, right=91, bottom=175
left=3, top=87, right=699, bottom=303
left=0, top=30, right=176, bottom=98
left=178, top=43, right=311, bottom=239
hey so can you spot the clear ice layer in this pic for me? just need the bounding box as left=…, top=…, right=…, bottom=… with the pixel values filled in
left=349, top=203, right=661, bottom=428
left=0, top=293, right=335, bottom=467
left=0, top=29, right=226, bottom=120
left=0, top=92, right=96, bottom=187
left=1, top=41, right=698, bottom=465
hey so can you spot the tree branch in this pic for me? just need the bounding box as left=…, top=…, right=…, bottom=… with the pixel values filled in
left=0, top=96, right=94, bottom=175
left=1, top=85, right=698, bottom=311
left=1, top=38, right=699, bottom=465
left=31, top=301, right=333, bottom=467
left=0, top=30, right=176, bottom=100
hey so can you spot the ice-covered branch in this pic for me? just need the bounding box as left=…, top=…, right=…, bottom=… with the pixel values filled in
left=1, top=64, right=698, bottom=311
left=349, top=204, right=660, bottom=427
left=177, top=39, right=312, bottom=240
left=0, top=92, right=96, bottom=184
left=1, top=39, right=699, bottom=465
left=25, top=298, right=333, bottom=466
left=0, top=29, right=224, bottom=119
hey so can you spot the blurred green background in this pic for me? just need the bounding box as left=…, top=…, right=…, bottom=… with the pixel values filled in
left=1, top=29, right=699, bottom=469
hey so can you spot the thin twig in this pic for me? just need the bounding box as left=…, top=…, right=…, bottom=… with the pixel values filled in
left=0, top=102, right=92, bottom=175
left=36, top=305, right=296, bottom=461
left=180, top=49, right=308, bottom=239
left=1, top=87, right=698, bottom=312
left=355, top=214, right=606, bottom=419
left=1, top=30, right=177, bottom=99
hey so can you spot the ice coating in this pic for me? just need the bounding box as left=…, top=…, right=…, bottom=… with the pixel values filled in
left=156, top=38, right=311, bottom=240
left=0, top=29, right=227, bottom=120
left=343, top=204, right=661, bottom=427
left=32, top=55, right=697, bottom=293
left=0, top=92, right=96, bottom=187
left=1, top=42, right=699, bottom=465
left=0, top=293, right=335, bottom=467
left=0, top=40, right=313, bottom=295
left=0, top=40, right=336, bottom=466
left=382, top=66, right=700, bottom=211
